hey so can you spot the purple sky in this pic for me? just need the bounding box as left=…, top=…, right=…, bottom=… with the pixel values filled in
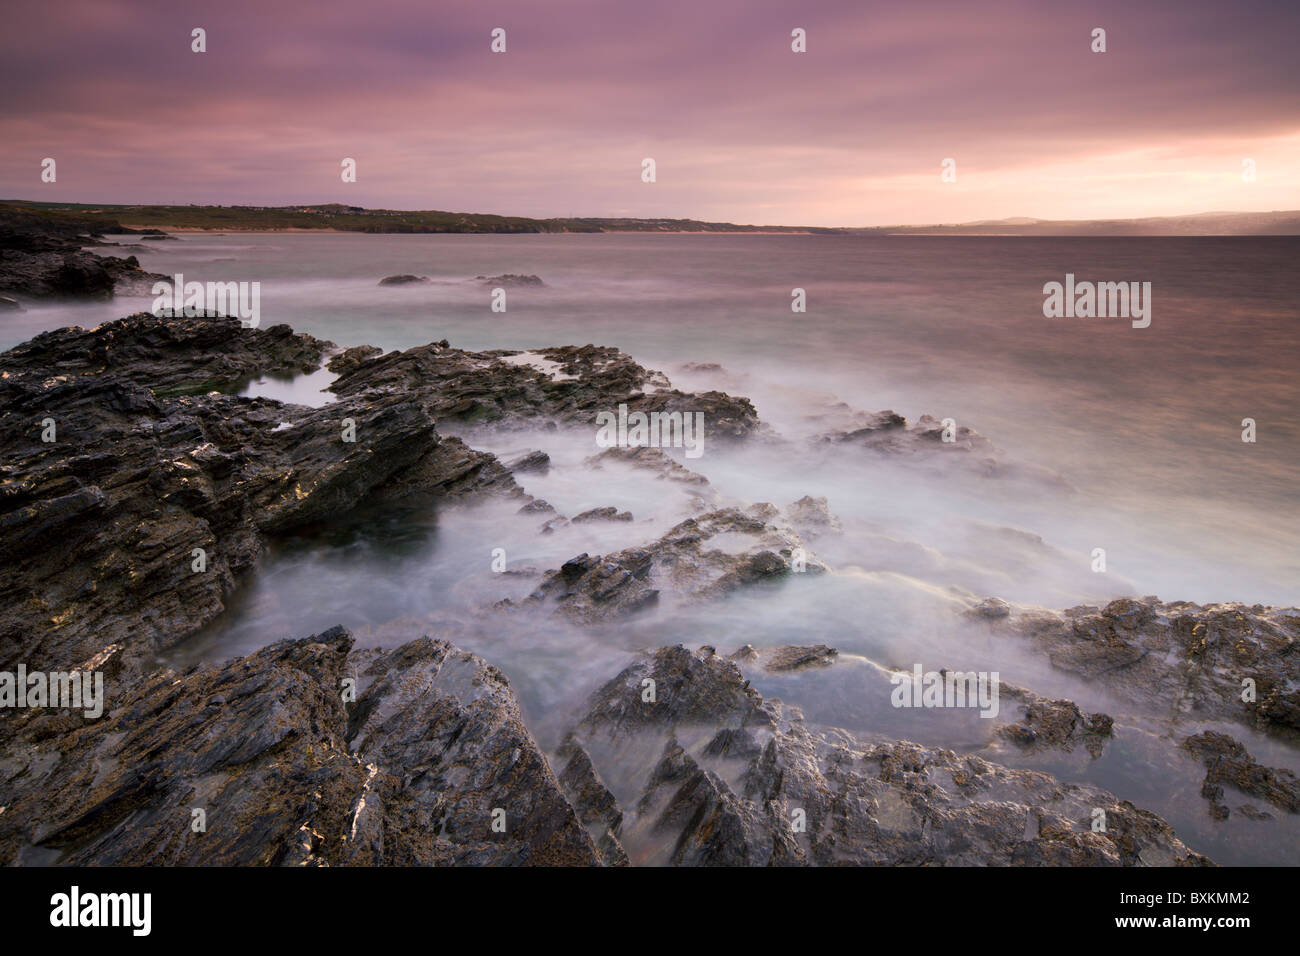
left=2, top=0, right=1297, bottom=226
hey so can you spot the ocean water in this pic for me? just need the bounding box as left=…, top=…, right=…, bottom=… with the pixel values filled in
left=8, top=232, right=1299, bottom=863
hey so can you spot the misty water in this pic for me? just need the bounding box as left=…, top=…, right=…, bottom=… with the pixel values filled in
left=8, top=232, right=1298, bottom=864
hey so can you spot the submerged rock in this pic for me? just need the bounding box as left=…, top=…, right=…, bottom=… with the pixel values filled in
left=1181, top=731, right=1300, bottom=820
left=475, top=274, right=543, bottom=286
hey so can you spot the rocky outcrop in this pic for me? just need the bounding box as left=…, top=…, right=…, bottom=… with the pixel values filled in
left=810, top=403, right=1072, bottom=488
left=0, top=315, right=527, bottom=679
left=0, top=250, right=166, bottom=300
left=514, top=502, right=827, bottom=623
left=0, top=310, right=1282, bottom=868
left=328, top=342, right=761, bottom=440
left=0, top=209, right=168, bottom=300
left=0, top=629, right=602, bottom=866
left=571, top=506, right=633, bottom=524
left=0, top=313, right=332, bottom=396
left=998, top=684, right=1114, bottom=757
left=378, top=274, right=429, bottom=286
left=970, top=596, right=1300, bottom=739
left=0, top=632, right=1216, bottom=867
left=502, top=449, right=550, bottom=475
left=556, top=646, right=1210, bottom=865
left=326, top=344, right=383, bottom=374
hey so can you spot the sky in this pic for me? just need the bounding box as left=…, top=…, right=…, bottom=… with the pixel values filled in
left=2, top=0, right=1298, bottom=227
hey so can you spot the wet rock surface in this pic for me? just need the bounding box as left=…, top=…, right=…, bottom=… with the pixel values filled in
left=0, top=211, right=168, bottom=300
left=810, top=402, right=1073, bottom=488
left=558, top=646, right=1209, bottom=865
left=0, top=628, right=601, bottom=865
left=973, top=596, right=1300, bottom=739
left=0, top=315, right=524, bottom=679
left=515, top=502, right=827, bottom=623
left=1181, top=731, right=1300, bottom=821
left=998, top=684, right=1114, bottom=757
left=0, top=313, right=332, bottom=396
left=328, top=341, right=762, bottom=440
left=729, top=643, right=839, bottom=672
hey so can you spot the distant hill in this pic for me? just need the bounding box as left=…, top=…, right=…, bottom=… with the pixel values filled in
left=0, top=201, right=813, bottom=235
left=2, top=201, right=1296, bottom=236
left=852, top=210, right=1300, bottom=236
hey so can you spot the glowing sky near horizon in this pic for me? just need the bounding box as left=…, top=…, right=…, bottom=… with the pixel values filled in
left=2, top=0, right=1297, bottom=227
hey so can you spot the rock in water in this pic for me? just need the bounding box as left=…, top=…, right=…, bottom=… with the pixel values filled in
left=558, top=645, right=1211, bottom=866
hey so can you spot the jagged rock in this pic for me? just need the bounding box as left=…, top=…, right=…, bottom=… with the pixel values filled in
left=342, top=636, right=602, bottom=865
left=972, top=596, right=1300, bottom=739
left=327, top=345, right=382, bottom=374
left=679, top=362, right=724, bottom=373
left=0, top=213, right=168, bottom=299
left=561, top=646, right=1211, bottom=866
left=517, top=503, right=826, bottom=623
left=554, top=737, right=628, bottom=866
left=0, top=313, right=333, bottom=396
left=969, top=597, right=1012, bottom=619
left=0, top=629, right=603, bottom=866
left=810, top=404, right=1071, bottom=488
left=729, top=644, right=838, bottom=672
left=1181, top=731, right=1300, bottom=820
left=329, top=342, right=761, bottom=440
left=0, top=314, right=526, bottom=680
left=503, top=450, right=550, bottom=475
left=571, top=507, right=633, bottom=524
left=998, top=684, right=1114, bottom=757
